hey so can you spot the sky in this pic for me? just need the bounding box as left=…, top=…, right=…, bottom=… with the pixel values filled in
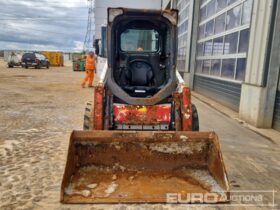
left=0, top=0, right=91, bottom=52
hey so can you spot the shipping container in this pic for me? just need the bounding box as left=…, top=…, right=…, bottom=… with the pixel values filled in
left=41, top=51, right=64, bottom=67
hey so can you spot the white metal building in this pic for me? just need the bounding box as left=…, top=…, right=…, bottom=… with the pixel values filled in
left=161, top=0, right=280, bottom=131
left=94, top=0, right=162, bottom=39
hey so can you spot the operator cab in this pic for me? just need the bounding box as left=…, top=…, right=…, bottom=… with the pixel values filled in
left=118, top=24, right=164, bottom=97
left=107, top=8, right=178, bottom=105
left=116, top=21, right=171, bottom=97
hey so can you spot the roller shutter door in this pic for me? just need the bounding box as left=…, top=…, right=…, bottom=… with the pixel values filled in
left=193, top=75, right=241, bottom=111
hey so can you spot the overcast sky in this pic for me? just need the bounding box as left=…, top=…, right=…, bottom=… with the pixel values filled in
left=0, top=0, right=90, bottom=52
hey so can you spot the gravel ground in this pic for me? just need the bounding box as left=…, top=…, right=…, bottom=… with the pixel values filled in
left=0, top=58, right=278, bottom=210
left=0, top=60, right=92, bottom=210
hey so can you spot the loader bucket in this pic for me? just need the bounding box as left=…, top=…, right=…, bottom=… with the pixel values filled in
left=61, top=131, right=230, bottom=204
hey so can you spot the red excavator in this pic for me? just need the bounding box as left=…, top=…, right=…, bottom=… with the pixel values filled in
left=61, top=8, right=230, bottom=204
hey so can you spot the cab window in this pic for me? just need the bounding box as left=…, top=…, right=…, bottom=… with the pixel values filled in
left=121, top=29, right=159, bottom=52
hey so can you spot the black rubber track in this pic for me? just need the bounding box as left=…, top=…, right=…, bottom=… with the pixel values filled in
left=192, top=104, right=199, bottom=131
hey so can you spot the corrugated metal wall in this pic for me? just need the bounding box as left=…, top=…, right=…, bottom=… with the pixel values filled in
left=193, top=75, right=242, bottom=111
left=272, top=90, right=280, bottom=131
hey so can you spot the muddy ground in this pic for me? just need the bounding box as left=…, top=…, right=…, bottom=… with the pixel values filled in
left=0, top=58, right=279, bottom=210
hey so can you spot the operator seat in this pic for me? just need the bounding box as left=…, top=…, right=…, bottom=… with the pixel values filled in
left=127, top=60, right=153, bottom=86
left=124, top=60, right=156, bottom=96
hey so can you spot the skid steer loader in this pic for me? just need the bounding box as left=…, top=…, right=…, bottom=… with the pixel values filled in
left=61, top=8, right=230, bottom=204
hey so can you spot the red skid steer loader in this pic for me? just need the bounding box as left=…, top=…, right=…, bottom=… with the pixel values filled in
left=61, top=8, right=230, bottom=204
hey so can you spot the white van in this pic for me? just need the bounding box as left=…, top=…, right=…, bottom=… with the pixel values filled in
left=7, top=52, right=22, bottom=68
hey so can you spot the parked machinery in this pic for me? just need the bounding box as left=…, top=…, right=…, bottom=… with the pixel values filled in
left=72, top=53, right=86, bottom=71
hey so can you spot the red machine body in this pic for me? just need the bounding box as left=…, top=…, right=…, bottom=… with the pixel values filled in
left=113, top=104, right=171, bottom=125
left=91, top=85, right=193, bottom=131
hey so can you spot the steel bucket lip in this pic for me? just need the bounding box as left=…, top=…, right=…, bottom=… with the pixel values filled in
left=70, top=130, right=218, bottom=143
left=60, top=130, right=230, bottom=204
